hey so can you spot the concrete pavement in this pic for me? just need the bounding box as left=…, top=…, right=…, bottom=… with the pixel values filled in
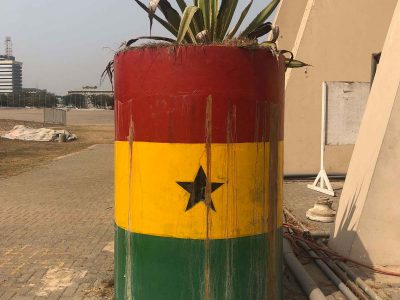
left=0, top=144, right=114, bottom=299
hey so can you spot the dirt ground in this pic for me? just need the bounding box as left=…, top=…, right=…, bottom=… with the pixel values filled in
left=0, top=119, right=114, bottom=178
left=0, top=108, right=114, bottom=125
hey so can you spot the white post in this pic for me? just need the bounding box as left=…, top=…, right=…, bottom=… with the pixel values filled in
left=321, top=82, right=326, bottom=170
left=307, top=81, right=335, bottom=196
left=320, top=82, right=326, bottom=188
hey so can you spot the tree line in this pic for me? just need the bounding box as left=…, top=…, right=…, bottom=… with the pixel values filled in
left=0, top=92, right=114, bottom=109
left=0, top=92, right=58, bottom=108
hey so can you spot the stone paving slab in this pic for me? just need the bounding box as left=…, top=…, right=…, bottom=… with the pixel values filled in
left=0, top=144, right=114, bottom=299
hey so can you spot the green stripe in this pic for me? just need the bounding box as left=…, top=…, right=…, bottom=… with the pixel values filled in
left=115, top=225, right=282, bottom=300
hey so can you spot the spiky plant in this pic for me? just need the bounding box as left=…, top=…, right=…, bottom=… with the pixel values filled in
left=127, top=0, right=307, bottom=68
left=102, top=0, right=307, bottom=83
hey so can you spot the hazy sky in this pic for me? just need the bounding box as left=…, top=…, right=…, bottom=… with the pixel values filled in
left=0, top=1, right=272, bottom=95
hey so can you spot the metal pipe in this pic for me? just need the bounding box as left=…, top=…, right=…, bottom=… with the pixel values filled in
left=337, top=261, right=383, bottom=300
left=283, top=238, right=326, bottom=300
left=309, top=231, right=330, bottom=239
left=327, top=261, right=368, bottom=300
left=315, top=240, right=383, bottom=300
left=314, top=247, right=369, bottom=300
left=298, top=241, right=358, bottom=300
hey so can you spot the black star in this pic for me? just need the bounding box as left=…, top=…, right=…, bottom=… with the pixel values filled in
left=177, top=166, right=224, bottom=212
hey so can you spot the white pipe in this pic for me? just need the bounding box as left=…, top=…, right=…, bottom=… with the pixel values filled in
left=283, top=238, right=326, bottom=300
left=298, top=241, right=358, bottom=300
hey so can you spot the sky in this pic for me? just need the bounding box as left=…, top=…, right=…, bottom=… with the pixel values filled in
left=0, top=1, right=273, bottom=95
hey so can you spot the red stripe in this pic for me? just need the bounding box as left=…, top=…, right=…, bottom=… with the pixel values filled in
left=114, top=46, right=285, bottom=143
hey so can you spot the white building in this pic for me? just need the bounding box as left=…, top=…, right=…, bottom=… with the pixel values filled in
left=0, top=55, right=23, bottom=94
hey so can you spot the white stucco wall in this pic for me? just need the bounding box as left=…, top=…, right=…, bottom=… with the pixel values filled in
left=330, top=1, right=400, bottom=265
left=274, top=0, right=397, bottom=175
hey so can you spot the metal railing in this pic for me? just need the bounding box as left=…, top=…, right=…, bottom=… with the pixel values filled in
left=44, top=108, right=67, bottom=125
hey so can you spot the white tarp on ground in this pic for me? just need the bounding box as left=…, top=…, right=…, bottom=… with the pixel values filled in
left=1, top=125, right=77, bottom=142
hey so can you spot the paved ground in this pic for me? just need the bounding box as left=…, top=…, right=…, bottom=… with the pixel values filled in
left=0, top=144, right=114, bottom=299
left=0, top=108, right=114, bottom=126
left=0, top=138, right=339, bottom=300
left=284, top=181, right=400, bottom=300
left=0, top=140, right=321, bottom=300
left=284, top=179, right=344, bottom=233
left=1, top=137, right=397, bottom=299
left=284, top=180, right=347, bottom=300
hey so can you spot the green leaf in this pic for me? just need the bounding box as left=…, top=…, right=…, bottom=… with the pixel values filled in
left=216, top=0, right=238, bottom=41
left=177, top=6, right=200, bottom=43
left=239, top=0, right=280, bottom=38
left=259, top=41, right=277, bottom=51
left=210, top=0, right=218, bottom=40
left=198, top=0, right=211, bottom=32
left=247, top=22, right=272, bottom=39
left=126, top=36, right=176, bottom=47
left=133, top=0, right=178, bottom=36
left=101, top=61, right=114, bottom=87
left=226, top=0, right=253, bottom=40
left=175, top=0, right=203, bottom=35
left=285, top=59, right=310, bottom=68
left=193, top=0, right=205, bottom=34
left=175, top=0, right=187, bottom=12
left=280, top=50, right=310, bottom=69
left=158, top=0, right=182, bottom=32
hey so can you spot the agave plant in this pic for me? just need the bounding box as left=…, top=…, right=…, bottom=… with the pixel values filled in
left=127, top=0, right=307, bottom=68
left=101, top=0, right=307, bottom=83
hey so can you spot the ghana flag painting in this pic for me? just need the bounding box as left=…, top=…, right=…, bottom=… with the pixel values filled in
left=114, top=46, right=285, bottom=299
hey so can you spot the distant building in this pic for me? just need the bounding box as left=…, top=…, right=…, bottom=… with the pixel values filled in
left=22, top=88, right=47, bottom=94
left=0, top=37, right=22, bottom=94
left=67, top=86, right=114, bottom=108
left=0, top=55, right=22, bottom=94
left=67, top=86, right=113, bottom=97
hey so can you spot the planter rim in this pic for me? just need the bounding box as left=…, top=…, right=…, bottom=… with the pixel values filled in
left=115, top=43, right=280, bottom=57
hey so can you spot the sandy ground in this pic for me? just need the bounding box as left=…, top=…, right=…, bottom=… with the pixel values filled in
left=0, top=108, right=114, bottom=125
left=0, top=119, right=114, bottom=178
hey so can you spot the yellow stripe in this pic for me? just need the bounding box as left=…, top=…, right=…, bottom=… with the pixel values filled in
left=115, top=141, right=283, bottom=239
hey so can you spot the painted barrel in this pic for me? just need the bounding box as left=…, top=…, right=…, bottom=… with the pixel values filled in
left=114, top=46, right=285, bottom=300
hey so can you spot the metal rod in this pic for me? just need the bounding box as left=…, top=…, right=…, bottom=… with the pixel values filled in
left=283, top=238, right=326, bottom=300
left=337, top=261, right=383, bottom=300
left=283, top=207, right=310, bottom=234
left=298, top=241, right=358, bottom=300
left=309, top=231, right=330, bottom=239
left=315, top=240, right=383, bottom=300
left=314, top=246, right=369, bottom=300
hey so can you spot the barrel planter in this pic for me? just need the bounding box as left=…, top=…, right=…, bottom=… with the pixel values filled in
left=114, top=46, right=285, bottom=299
